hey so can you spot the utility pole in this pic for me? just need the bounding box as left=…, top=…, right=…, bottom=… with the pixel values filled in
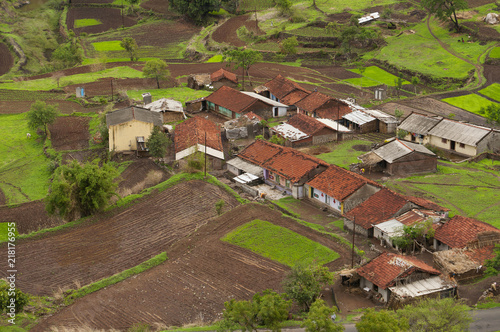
left=110, top=78, right=114, bottom=102
left=337, top=101, right=339, bottom=142
left=121, top=0, right=125, bottom=29
left=351, top=217, right=355, bottom=268
left=204, top=132, right=207, bottom=178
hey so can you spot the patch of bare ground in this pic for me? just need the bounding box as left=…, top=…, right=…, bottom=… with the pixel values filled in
left=0, top=200, right=65, bottom=235
left=462, top=21, right=500, bottom=42
left=0, top=188, right=6, bottom=206
left=458, top=275, right=500, bottom=306
left=48, top=116, right=90, bottom=151
left=116, top=159, right=170, bottom=197
left=212, top=15, right=264, bottom=47
left=0, top=42, right=13, bottom=76
left=0, top=100, right=95, bottom=115
left=31, top=202, right=354, bottom=331
left=67, top=7, right=136, bottom=36
left=0, top=180, right=241, bottom=297
left=140, top=0, right=171, bottom=14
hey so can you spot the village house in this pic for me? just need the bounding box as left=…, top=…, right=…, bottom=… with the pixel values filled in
left=143, top=98, right=186, bottom=123
left=187, top=73, right=211, bottom=90
left=204, top=86, right=287, bottom=120
left=358, top=138, right=437, bottom=175
left=235, top=140, right=328, bottom=199
left=344, top=189, right=417, bottom=237
left=241, top=91, right=289, bottom=117
left=305, top=164, right=381, bottom=214
left=106, top=106, right=162, bottom=153
left=271, top=113, right=341, bottom=147
left=210, top=68, right=238, bottom=90
left=397, top=112, right=441, bottom=145
left=341, top=110, right=377, bottom=133
left=361, top=109, right=398, bottom=134
left=295, top=91, right=352, bottom=120
left=254, top=74, right=311, bottom=109
left=174, top=117, right=224, bottom=164
left=357, top=252, right=456, bottom=306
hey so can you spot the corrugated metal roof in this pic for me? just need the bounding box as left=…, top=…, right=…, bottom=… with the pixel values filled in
left=389, top=276, right=455, bottom=298
left=316, top=118, right=351, bottom=132
left=226, top=157, right=264, bottom=177
left=427, top=119, right=492, bottom=146
left=359, top=12, right=380, bottom=24
left=241, top=91, right=289, bottom=107
left=398, top=113, right=441, bottom=135
left=343, top=110, right=376, bottom=125
left=373, top=139, right=435, bottom=163
left=374, top=219, right=404, bottom=237
left=143, top=98, right=184, bottom=114
left=106, top=106, right=163, bottom=127
left=272, top=123, right=309, bottom=141
left=362, top=109, right=398, bottom=124
left=234, top=172, right=260, bottom=184
left=339, top=98, right=365, bottom=112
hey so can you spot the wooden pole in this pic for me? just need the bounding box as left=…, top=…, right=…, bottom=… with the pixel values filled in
left=204, top=132, right=207, bottom=178
left=351, top=217, right=355, bottom=268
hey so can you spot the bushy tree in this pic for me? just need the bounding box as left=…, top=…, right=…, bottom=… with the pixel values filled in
left=479, top=103, right=500, bottom=125
left=219, top=290, right=291, bottom=332
left=421, top=0, right=468, bottom=32
left=51, top=30, right=83, bottom=68
left=356, top=308, right=408, bottom=332
left=147, top=126, right=171, bottom=159
left=223, top=48, right=263, bottom=90
left=280, top=36, right=299, bottom=55
left=26, top=100, right=59, bottom=136
left=142, top=59, right=171, bottom=89
left=169, top=0, right=221, bottom=24
left=282, top=263, right=334, bottom=311
left=484, top=243, right=500, bottom=277
left=397, top=297, right=472, bottom=332
left=301, top=299, right=344, bottom=332
left=0, top=282, right=29, bottom=314
left=411, top=76, right=420, bottom=94
left=46, top=160, right=118, bottom=220
left=275, top=0, right=292, bottom=14
left=120, top=37, right=139, bottom=61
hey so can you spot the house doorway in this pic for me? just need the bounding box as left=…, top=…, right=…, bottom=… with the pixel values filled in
left=273, top=107, right=278, bottom=117
left=450, top=140, right=456, bottom=150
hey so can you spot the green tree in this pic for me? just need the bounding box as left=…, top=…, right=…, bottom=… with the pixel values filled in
left=147, top=126, right=171, bottom=159
left=219, top=290, right=291, bottom=332
left=275, top=0, right=292, bottom=14
left=282, top=263, right=334, bottom=311
left=394, top=109, right=404, bottom=121
left=223, top=48, right=263, bottom=90
left=280, top=36, right=299, bottom=55
left=356, top=308, right=408, bottom=332
left=269, top=134, right=285, bottom=146
left=169, top=0, right=221, bottom=24
left=421, top=0, right=468, bottom=33
left=397, top=297, right=472, bottom=332
left=142, top=59, right=171, bottom=89
left=0, top=282, right=29, bottom=314
left=46, top=160, right=118, bottom=220
left=120, top=37, right=139, bottom=62
left=484, top=243, right=500, bottom=276
left=394, top=72, right=404, bottom=96
left=51, top=30, right=83, bottom=68
left=411, top=76, right=420, bottom=94
left=26, top=100, right=59, bottom=136
left=301, top=299, right=344, bottom=332
left=479, top=103, right=500, bottom=125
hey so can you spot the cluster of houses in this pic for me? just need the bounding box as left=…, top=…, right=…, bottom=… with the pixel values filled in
left=104, top=68, right=500, bottom=307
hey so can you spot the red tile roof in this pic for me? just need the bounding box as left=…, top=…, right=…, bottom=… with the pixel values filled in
left=464, top=245, right=497, bottom=265
left=345, top=189, right=408, bottom=229
left=174, top=117, right=223, bottom=153
left=405, top=196, right=450, bottom=212
left=264, top=74, right=310, bottom=100
left=287, top=113, right=327, bottom=135
left=434, top=215, right=500, bottom=249
left=237, top=139, right=284, bottom=166
left=307, top=165, right=381, bottom=201
left=211, top=68, right=238, bottom=84
left=295, top=91, right=333, bottom=112
left=205, top=86, right=258, bottom=114
left=357, top=252, right=441, bottom=289
left=280, top=90, right=310, bottom=105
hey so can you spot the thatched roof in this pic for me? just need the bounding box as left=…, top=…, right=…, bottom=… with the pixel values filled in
left=433, top=248, right=480, bottom=275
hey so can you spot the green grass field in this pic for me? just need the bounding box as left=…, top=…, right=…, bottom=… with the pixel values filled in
left=206, top=55, right=223, bottom=63
left=478, top=83, right=500, bottom=102
left=126, top=87, right=212, bottom=106
left=92, top=40, right=124, bottom=52
left=490, top=47, right=500, bottom=58
left=385, top=161, right=500, bottom=228
left=0, top=222, right=19, bottom=242
left=441, top=94, right=498, bottom=115
left=0, top=113, right=51, bottom=204
left=316, top=139, right=372, bottom=168
left=0, top=66, right=143, bottom=91
left=222, top=219, right=339, bottom=267
left=74, top=19, right=102, bottom=29
left=345, top=66, right=411, bottom=87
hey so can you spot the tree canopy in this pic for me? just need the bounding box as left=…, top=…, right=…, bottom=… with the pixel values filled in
left=46, top=160, right=118, bottom=220
left=484, top=243, right=500, bottom=276
left=356, top=308, right=408, bottom=332
left=280, top=36, right=299, bottom=56
left=282, top=263, right=334, bottom=311
left=169, top=0, right=221, bottom=24
left=148, top=126, right=171, bottom=159
left=301, top=299, right=344, bottom=332
left=421, top=0, right=468, bottom=32
left=142, top=58, right=171, bottom=89
left=223, top=47, right=262, bottom=90
left=120, top=37, right=138, bottom=61
left=26, top=100, right=59, bottom=136
left=479, top=103, right=500, bottom=125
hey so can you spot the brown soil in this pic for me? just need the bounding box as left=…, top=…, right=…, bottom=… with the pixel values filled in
left=0, top=100, right=99, bottom=115
left=484, top=64, right=500, bottom=86
left=352, top=144, right=371, bottom=152
left=140, top=0, right=171, bottom=15
left=458, top=275, right=500, bottom=306
left=67, top=7, right=136, bottom=35
left=326, top=12, right=352, bottom=24
left=212, top=15, right=264, bottom=47
left=0, top=42, right=13, bottom=76
left=31, top=201, right=354, bottom=330
left=116, top=158, right=170, bottom=197
left=0, top=180, right=241, bottom=297
left=48, top=116, right=90, bottom=151
left=0, top=188, right=5, bottom=206
left=462, top=21, right=500, bottom=42
left=0, top=200, right=65, bottom=235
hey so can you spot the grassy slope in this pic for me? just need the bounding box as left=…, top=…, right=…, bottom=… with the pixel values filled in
left=0, top=113, right=51, bottom=204
left=442, top=94, right=498, bottom=115
left=222, top=219, right=339, bottom=267
left=478, top=83, right=500, bottom=102
left=345, top=66, right=411, bottom=87
left=385, top=161, right=500, bottom=228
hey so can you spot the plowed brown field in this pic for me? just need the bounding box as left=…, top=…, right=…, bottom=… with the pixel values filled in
left=32, top=202, right=351, bottom=331
left=0, top=180, right=240, bottom=296
left=49, top=116, right=90, bottom=151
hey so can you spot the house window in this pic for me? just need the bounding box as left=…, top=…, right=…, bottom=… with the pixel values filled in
left=285, top=179, right=291, bottom=188
left=459, top=143, right=465, bottom=148
left=373, top=285, right=378, bottom=292
left=275, top=174, right=280, bottom=183
left=441, top=138, right=447, bottom=143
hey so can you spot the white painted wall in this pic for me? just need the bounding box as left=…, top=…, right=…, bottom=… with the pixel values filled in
left=175, top=144, right=224, bottom=160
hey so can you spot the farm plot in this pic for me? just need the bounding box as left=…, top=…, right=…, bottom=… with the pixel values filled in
left=67, top=7, right=136, bottom=35
left=344, top=66, right=410, bottom=87
left=32, top=203, right=353, bottom=331
left=313, top=139, right=373, bottom=168
left=385, top=162, right=500, bottom=228
left=0, top=180, right=241, bottom=296
left=48, top=116, right=90, bottom=151
left=478, top=83, right=500, bottom=102
left=0, top=42, right=13, bottom=76
left=0, top=200, right=64, bottom=234
left=441, top=94, right=498, bottom=116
